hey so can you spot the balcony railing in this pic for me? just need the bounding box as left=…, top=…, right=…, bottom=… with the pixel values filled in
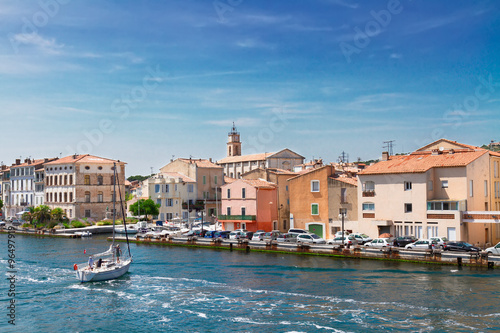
left=218, top=215, right=256, bottom=221
left=362, top=190, right=375, bottom=197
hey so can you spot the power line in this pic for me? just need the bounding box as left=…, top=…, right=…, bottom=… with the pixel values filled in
left=383, top=140, right=395, bottom=156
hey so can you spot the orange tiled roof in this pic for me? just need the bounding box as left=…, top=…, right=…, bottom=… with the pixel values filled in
left=359, top=150, right=488, bottom=175
left=178, top=158, right=222, bottom=168
left=241, top=179, right=277, bottom=189
left=45, top=154, right=125, bottom=165
left=224, top=176, right=237, bottom=184
left=330, top=175, right=358, bottom=186
left=217, top=152, right=275, bottom=164
left=11, top=159, right=50, bottom=168
left=161, top=172, right=196, bottom=183
left=416, top=138, right=483, bottom=151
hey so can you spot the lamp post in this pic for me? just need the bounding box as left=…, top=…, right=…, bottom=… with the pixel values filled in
left=339, top=208, right=347, bottom=248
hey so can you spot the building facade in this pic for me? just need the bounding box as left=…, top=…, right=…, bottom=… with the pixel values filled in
left=44, top=154, right=126, bottom=221
left=219, top=178, right=278, bottom=232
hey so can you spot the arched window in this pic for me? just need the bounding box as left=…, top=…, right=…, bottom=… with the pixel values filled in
left=54, top=176, right=58, bottom=186
left=84, top=175, right=90, bottom=185
left=64, top=175, right=67, bottom=185
left=59, top=193, right=62, bottom=202
left=69, top=192, right=73, bottom=202
left=69, top=175, right=73, bottom=185
left=64, top=192, right=68, bottom=202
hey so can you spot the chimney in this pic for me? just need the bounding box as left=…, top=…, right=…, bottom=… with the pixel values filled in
left=44, top=158, right=48, bottom=163
left=27, top=159, right=31, bottom=165
left=24, top=158, right=29, bottom=163
left=382, top=151, right=389, bottom=161
left=16, top=159, right=21, bottom=165
left=449, top=149, right=455, bottom=155
left=209, top=158, right=212, bottom=163
left=1, top=165, right=5, bottom=171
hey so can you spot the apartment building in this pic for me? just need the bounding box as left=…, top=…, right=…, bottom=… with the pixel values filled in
left=44, top=154, right=126, bottom=221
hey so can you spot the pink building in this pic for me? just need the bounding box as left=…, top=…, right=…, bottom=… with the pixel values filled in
left=219, top=179, right=278, bottom=232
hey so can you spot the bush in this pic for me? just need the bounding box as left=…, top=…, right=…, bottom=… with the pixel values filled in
left=22, top=223, right=30, bottom=228
left=47, top=221, right=58, bottom=229
left=71, top=221, right=86, bottom=228
left=96, top=221, right=112, bottom=226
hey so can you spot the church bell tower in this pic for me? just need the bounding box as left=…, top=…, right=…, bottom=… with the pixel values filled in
left=227, top=122, right=241, bottom=157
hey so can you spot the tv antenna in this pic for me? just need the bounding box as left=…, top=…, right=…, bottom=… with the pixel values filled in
left=383, top=140, right=395, bottom=156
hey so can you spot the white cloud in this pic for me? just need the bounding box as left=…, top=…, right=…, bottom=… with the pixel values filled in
left=9, top=33, right=64, bottom=55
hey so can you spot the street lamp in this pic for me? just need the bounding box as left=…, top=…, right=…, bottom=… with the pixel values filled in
left=339, top=208, right=347, bottom=248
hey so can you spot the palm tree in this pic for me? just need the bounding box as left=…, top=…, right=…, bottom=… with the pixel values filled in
left=22, top=207, right=35, bottom=225
left=51, top=208, right=66, bottom=222
left=33, top=205, right=52, bottom=225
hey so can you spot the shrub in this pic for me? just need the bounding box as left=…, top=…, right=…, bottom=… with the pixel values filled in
left=96, top=221, right=112, bottom=226
left=71, top=221, right=86, bottom=228
left=47, top=221, right=58, bottom=229
left=22, top=223, right=30, bottom=228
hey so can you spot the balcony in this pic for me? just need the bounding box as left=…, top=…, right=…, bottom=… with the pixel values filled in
left=362, top=190, right=375, bottom=197
left=218, top=215, right=256, bottom=221
left=182, top=200, right=205, bottom=211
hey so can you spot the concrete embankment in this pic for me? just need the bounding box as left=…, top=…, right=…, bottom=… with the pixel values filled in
left=113, top=236, right=500, bottom=268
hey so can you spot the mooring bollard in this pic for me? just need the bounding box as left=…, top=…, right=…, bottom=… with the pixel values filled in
left=457, top=257, right=463, bottom=266
left=229, top=243, right=233, bottom=251
left=488, top=262, right=494, bottom=269
left=246, top=245, right=250, bottom=253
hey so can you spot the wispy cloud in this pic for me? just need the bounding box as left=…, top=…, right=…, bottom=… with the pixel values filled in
left=9, top=33, right=64, bottom=55
left=324, top=0, right=359, bottom=9
left=236, top=38, right=275, bottom=49
left=207, top=117, right=262, bottom=127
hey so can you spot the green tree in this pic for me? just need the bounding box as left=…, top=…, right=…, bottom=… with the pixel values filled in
left=128, top=198, right=159, bottom=221
left=0, top=198, right=3, bottom=211
left=51, top=208, right=66, bottom=222
left=22, top=207, right=36, bottom=224
left=33, top=205, right=52, bottom=225
left=127, top=175, right=149, bottom=182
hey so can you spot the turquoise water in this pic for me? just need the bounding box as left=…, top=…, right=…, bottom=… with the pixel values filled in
left=1, top=234, right=500, bottom=332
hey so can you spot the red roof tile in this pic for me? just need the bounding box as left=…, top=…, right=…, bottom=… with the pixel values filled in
left=178, top=158, right=222, bottom=168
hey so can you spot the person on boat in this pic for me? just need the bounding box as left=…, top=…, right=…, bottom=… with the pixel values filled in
left=96, top=258, right=103, bottom=268
left=115, top=244, right=122, bottom=263
left=88, top=256, right=94, bottom=270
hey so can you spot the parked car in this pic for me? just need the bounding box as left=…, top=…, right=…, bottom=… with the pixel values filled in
left=296, top=233, right=327, bottom=244
left=214, top=231, right=231, bottom=239
left=350, top=233, right=372, bottom=245
left=204, top=230, right=218, bottom=238
left=263, top=231, right=282, bottom=241
left=229, top=231, right=245, bottom=239
left=11, top=219, right=24, bottom=226
left=364, top=238, right=395, bottom=247
left=277, top=233, right=298, bottom=243
left=405, top=239, right=438, bottom=250
left=0, top=220, right=5, bottom=227
left=288, top=228, right=309, bottom=235
left=328, top=235, right=358, bottom=246
left=252, top=231, right=266, bottom=241
left=444, top=241, right=480, bottom=252
left=334, top=231, right=351, bottom=237
left=193, top=229, right=207, bottom=237
left=485, top=242, right=500, bottom=255
left=393, top=236, right=417, bottom=247
left=242, top=231, right=254, bottom=240
left=430, top=236, right=448, bottom=249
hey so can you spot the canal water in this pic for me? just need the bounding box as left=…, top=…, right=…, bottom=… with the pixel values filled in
left=1, top=234, right=499, bottom=332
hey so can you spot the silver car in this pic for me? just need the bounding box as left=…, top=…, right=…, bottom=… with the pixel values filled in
left=297, top=233, right=327, bottom=244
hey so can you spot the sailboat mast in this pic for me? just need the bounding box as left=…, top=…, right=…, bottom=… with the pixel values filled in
left=112, top=162, right=117, bottom=245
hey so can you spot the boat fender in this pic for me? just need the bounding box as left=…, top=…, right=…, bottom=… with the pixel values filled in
left=73, top=264, right=78, bottom=271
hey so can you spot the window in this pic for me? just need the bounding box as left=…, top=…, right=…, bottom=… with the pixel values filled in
left=286, top=185, right=288, bottom=191
left=167, top=199, right=173, bottom=207
left=110, top=176, right=114, bottom=185
left=485, top=180, right=488, bottom=197
left=227, top=189, right=231, bottom=199
left=362, top=203, right=375, bottom=211
left=203, top=176, right=206, bottom=184
left=155, top=184, right=161, bottom=193
left=341, top=188, right=347, bottom=203
left=215, top=176, right=218, bottom=184
left=427, top=201, right=458, bottom=210
left=227, top=207, right=231, bottom=215
left=175, top=184, right=177, bottom=191
left=85, top=191, right=91, bottom=203
left=166, top=184, right=169, bottom=193
left=157, top=199, right=162, bottom=206
left=97, top=192, right=103, bottom=203
left=188, top=184, right=194, bottom=192
left=84, top=175, right=90, bottom=185
left=64, top=192, right=68, bottom=202
left=404, top=181, right=412, bottom=191
left=405, top=203, right=412, bottom=213
left=241, top=207, right=246, bottom=216
left=69, top=175, right=73, bottom=185
left=469, top=180, right=473, bottom=197
left=311, top=203, right=319, bottom=215
left=85, top=210, right=91, bottom=218
left=441, top=180, right=448, bottom=188
left=97, top=175, right=103, bottom=185
left=311, top=180, right=320, bottom=192
left=54, top=176, right=58, bottom=186
left=495, top=161, right=499, bottom=178
left=428, top=180, right=433, bottom=191
left=64, top=175, right=67, bottom=185
left=363, top=181, right=375, bottom=191
left=69, top=192, right=73, bottom=202
left=242, top=188, right=246, bottom=199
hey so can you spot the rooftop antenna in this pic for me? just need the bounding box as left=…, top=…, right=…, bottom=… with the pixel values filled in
left=150, top=167, right=154, bottom=176
left=338, top=151, right=349, bottom=164
left=383, top=140, right=395, bottom=156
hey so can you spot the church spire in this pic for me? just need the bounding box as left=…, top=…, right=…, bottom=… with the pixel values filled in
left=227, top=122, right=241, bottom=157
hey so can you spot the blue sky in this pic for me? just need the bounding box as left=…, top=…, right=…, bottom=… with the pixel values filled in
left=1, top=0, right=499, bottom=176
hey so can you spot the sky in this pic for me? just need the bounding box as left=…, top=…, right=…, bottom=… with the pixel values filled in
left=1, top=0, right=499, bottom=176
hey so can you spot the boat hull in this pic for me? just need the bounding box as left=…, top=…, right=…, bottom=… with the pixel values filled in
left=75, top=258, right=132, bottom=283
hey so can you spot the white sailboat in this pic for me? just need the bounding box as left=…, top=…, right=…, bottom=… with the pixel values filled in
left=74, top=162, right=133, bottom=283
